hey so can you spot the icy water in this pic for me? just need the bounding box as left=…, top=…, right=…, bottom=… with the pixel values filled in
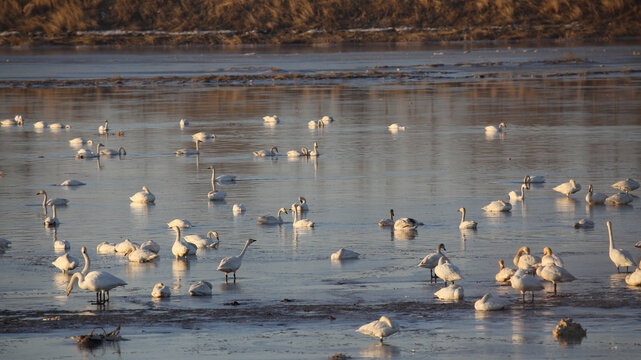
left=1, top=42, right=641, bottom=359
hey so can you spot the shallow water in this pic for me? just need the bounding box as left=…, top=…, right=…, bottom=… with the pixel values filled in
left=1, top=43, right=641, bottom=359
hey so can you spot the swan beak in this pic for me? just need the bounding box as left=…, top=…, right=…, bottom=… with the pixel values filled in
left=66, top=290, right=71, bottom=296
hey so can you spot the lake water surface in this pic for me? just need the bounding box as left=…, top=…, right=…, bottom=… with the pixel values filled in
left=1, top=42, right=640, bottom=359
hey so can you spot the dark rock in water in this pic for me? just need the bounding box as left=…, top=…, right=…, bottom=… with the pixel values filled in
left=553, top=318, right=587, bottom=346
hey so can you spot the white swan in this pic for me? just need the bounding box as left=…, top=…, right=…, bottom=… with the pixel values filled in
left=36, top=190, right=69, bottom=207
left=130, top=186, right=155, bottom=203
left=388, top=123, right=406, bottom=131
left=482, top=200, right=511, bottom=212
left=378, top=209, right=395, bottom=227
left=115, top=238, right=138, bottom=255
left=309, top=142, right=320, bottom=157
left=207, top=165, right=227, bottom=201
left=541, top=247, right=565, bottom=267
left=215, top=170, right=236, bottom=183
left=33, top=121, right=48, bottom=128
left=513, top=246, right=540, bottom=270
left=321, top=115, right=334, bottom=124
left=263, top=114, right=280, bottom=124
left=192, top=131, right=215, bottom=141
left=625, top=264, right=641, bottom=286
left=171, top=226, right=196, bottom=259
left=97, top=242, right=116, bottom=254
left=508, top=184, right=527, bottom=202
left=151, top=283, right=171, bottom=298
left=585, top=184, right=607, bottom=205
left=292, top=204, right=315, bottom=228
left=607, top=221, right=635, bottom=273
left=524, top=175, right=545, bottom=184
left=484, top=122, right=506, bottom=134
left=287, top=147, right=310, bottom=157
left=605, top=192, right=633, bottom=205
left=308, top=119, right=324, bottom=129
left=611, top=178, right=640, bottom=193
left=167, top=219, right=192, bottom=229
left=98, top=120, right=109, bottom=134
left=52, top=253, right=79, bottom=273
left=475, top=293, right=510, bottom=311
left=128, top=246, right=158, bottom=263
left=179, top=118, right=189, bottom=128
left=253, top=146, right=279, bottom=157
left=67, top=271, right=126, bottom=305
left=553, top=179, right=582, bottom=197
left=1, top=115, right=23, bottom=126
left=175, top=140, right=201, bottom=156
left=217, top=238, right=257, bottom=283
left=394, top=217, right=421, bottom=231
left=538, top=265, right=576, bottom=295
left=434, top=284, right=464, bottom=300
left=232, top=204, right=246, bottom=214
left=418, top=243, right=448, bottom=281
left=257, top=208, right=288, bottom=225
left=495, top=259, right=516, bottom=282
left=140, top=240, right=160, bottom=254
left=69, top=137, right=90, bottom=147
left=58, top=179, right=85, bottom=186
left=331, top=248, right=360, bottom=260
left=100, top=146, right=126, bottom=157
left=296, top=196, right=309, bottom=212
left=457, top=207, right=478, bottom=229
left=53, top=234, right=70, bottom=251
left=75, top=143, right=102, bottom=159
left=510, top=269, right=544, bottom=303
left=49, top=122, right=70, bottom=129
left=573, top=218, right=594, bottom=229
left=434, top=257, right=463, bottom=285
left=189, top=280, right=213, bottom=296
left=44, top=204, right=60, bottom=227
left=184, top=231, right=220, bottom=249
left=356, top=316, right=399, bottom=343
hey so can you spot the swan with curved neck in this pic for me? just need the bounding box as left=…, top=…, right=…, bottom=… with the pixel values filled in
left=495, top=259, right=516, bottom=282
left=607, top=221, right=635, bottom=273
left=378, top=209, right=395, bottom=227
left=513, top=246, right=540, bottom=270
left=207, top=165, right=227, bottom=201
left=100, top=146, right=127, bottom=156
left=253, top=146, right=279, bottom=157
left=458, top=207, right=477, bottom=229
left=485, top=122, right=506, bottom=133
left=418, top=243, right=448, bottom=281
left=508, top=184, right=527, bottom=202
left=256, top=208, right=287, bottom=225
left=184, top=230, right=220, bottom=249
left=297, top=196, right=309, bottom=211
left=66, top=269, right=126, bottom=305
left=292, top=204, right=314, bottom=228
left=130, top=186, right=155, bottom=203
left=176, top=140, right=201, bottom=156
left=217, top=238, right=257, bottom=283
left=36, top=190, right=68, bottom=208
left=171, top=225, right=196, bottom=259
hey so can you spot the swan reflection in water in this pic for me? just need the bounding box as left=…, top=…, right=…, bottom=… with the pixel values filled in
left=359, top=343, right=401, bottom=359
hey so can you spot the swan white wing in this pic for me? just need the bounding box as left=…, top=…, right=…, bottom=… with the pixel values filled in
left=217, top=256, right=241, bottom=272
left=434, top=263, right=463, bottom=282
left=625, top=270, right=641, bottom=286
left=609, top=248, right=635, bottom=267
left=82, top=271, right=127, bottom=292
left=434, top=284, right=464, bottom=300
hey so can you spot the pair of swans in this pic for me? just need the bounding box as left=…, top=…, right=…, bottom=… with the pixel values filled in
left=254, top=146, right=279, bottom=157
left=418, top=243, right=448, bottom=281
left=1, top=115, right=23, bottom=126
left=217, top=238, right=257, bottom=283
left=537, top=247, right=575, bottom=295
left=308, top=119, right=325, bottom=129
left=256, top=207, right=288, bottom=225
left=77, top=143, right=124, bottom=158
left=130, top=186, right=155, bottom=203
left=553, top=179, right=581, bottom=197
left=67, top=246, right=127, bottom=305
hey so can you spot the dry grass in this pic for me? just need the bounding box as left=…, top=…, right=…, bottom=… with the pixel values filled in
left=1, top=0, right=640, bottom=45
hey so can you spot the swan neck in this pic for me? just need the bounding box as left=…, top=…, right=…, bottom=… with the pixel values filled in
left=174, top=227, right=181, bottom=244
left=607, top=223, right=614, bottom=249
left=238, top=240, right=252, bottom=258
left=460, top=209, right=465, bottom=223
left=52, top=205, right=57, bottom=218
left=210, top=168, right=216, bottom=192
left=41, top=192, right=48, bottom=207
left=195, top=141, right=199, bottom=152
left=67, top=272, right=83, bottom=294
left=81, top=250, right=90, bottom=275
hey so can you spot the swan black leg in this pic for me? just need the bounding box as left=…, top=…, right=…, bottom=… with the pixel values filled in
left=233, top=272, right=236, bottom=283
left=225, top=273, right=228, bottom=283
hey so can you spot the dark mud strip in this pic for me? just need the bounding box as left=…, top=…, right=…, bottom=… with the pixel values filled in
left=0, top=68, right=638, bottom=89
left=2, top=287, right=640, bottom=334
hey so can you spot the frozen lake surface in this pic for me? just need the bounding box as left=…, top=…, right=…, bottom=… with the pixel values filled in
left=1, top=42, right=640, bottom=359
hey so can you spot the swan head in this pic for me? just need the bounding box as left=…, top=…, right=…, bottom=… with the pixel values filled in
left=278, top=207, right=288, bottom=215
left=300, top=147, right=310, bottom=155
left=497, top=200, right=506, bottom=205
left=499, top=122, right=507, bottom=128
left=207, top=231, right=219, bottom=240
left=118, top=147, right=126, bottom=155
left=524, top=175, right=530, bottom=183
left=378, top=316, right=396, bottom=329
left=457, top=207, right=465, bottom=213
left=142, top=186, right=151, bottom=194
left=588, top=184, right=593, bottom=192
left=65, top=124, right=71, bottom=129
left=569, top=179, right=576, bottom=185
left=438, top=243, right=446, bottom=252
left=523, top=246, right=531, bottom=254
left=81, top=246, right=87, bottom=254
left=208, top=164, right=215, bottom=171
left=36, top=190, right=46, bottom=196
left=543, top=247, right=552, bottom=255
left=246, top=238, right=257, bottom=246
left=298, top=196, right=307, bottom=204
left=498, top=259, right=505, bottom=268
left=271, top=146, right=279, bottom=153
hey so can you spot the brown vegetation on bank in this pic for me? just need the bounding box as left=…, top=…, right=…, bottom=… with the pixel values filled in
left=1, top=0, right=640, bottom=45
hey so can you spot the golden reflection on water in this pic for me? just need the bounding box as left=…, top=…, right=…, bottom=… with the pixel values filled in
left=172, top=258, right=190, bottom=280
left=554, top=197, right=578, bottom=214
left=359, top=342, right=400, bottom=358
left=125, top=260, right=158, bottom=277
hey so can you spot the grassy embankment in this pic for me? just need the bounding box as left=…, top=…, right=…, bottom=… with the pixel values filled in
left=1, top=0, right=640, bottom=45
